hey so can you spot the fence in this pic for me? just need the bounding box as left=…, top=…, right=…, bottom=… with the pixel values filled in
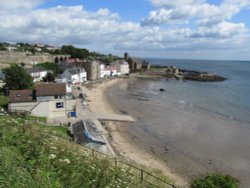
left=25, top=119, right=177, bottom=188
left=81, top=144, right=176, bottom=188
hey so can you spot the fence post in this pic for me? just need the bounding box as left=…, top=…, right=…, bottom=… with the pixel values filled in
left=92, top=148, right=94, bottom=157
left=140, top=169, right=143, bottom=185
left=114, top=158, right=117, bottom=169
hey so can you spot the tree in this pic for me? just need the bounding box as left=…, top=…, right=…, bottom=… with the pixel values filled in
left=61, top=45, right=89, bottom=59
left=36, top=62, right=62, bottom=75
left=3, top=64, right=33, bottom=90
left=42, top=72, right=55, bottom=82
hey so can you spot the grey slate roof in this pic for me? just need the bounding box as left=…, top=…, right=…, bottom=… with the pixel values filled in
left=68, top=69, right=79, bottom=75
left=26, top=67, right=46, bottom=74
left=66, top=68, right=85, bottom=75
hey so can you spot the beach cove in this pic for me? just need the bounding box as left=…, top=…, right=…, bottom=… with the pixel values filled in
left=84, top=59, right=250, bottom=188
left=106, top=77, right=250, bottom=188
left=86, top=78, right=188, bottom=187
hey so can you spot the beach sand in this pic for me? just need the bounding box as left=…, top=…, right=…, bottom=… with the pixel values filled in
left=86, top=78, right=188, bottom=187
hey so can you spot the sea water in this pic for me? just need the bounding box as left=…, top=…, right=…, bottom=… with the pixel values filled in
left=108, top=59, right=250, bottom=187
left=146, top=59, right=250, bottom=124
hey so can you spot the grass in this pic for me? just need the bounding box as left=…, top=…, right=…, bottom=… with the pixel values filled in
left=191, top=173, right=239, bottom=188
left=0, top=93, right=8, bottom=109
left=0, top=115, right=174, bottom=188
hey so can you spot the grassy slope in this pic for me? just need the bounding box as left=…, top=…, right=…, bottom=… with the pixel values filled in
left=0, top=93, right=8, bottom=109
left=0, top=115, right=174, bottom=188
left=0, top=115, right=138, bottom=188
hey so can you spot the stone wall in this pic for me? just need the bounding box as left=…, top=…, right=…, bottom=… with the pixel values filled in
left=0, top=51, right=70, bottom=68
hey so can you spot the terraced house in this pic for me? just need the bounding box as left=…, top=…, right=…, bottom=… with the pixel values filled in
left=8, top=83, right=76, bottom=118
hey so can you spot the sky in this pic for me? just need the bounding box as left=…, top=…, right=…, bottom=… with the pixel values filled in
left=0, top=0, right=250, bottom=60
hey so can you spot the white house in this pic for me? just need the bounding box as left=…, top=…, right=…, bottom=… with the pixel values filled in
left=5, top=45, right=18, bottom=51
left=99, top=64, right=120, bottom=78
left=99, top=64, right=110, bottom=78
left=61, top=68, right=87, bottom=84
left=8, top=83, right=76, bottom=118
left=111, top=60, right=129, bottom=75
left=55, top=78, right=72, bottom=93
left=26, top=67, right=50, bottom=82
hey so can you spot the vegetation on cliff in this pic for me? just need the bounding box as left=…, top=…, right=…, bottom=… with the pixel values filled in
left=191, top=173, right=239, bottom=188
left=0, top=115, right=175, bottom=188
left=0, top=115, right=137, bottom=188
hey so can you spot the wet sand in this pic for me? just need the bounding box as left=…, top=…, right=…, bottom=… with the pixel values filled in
left=107, top=78, right=250, bottom=188
left=86, top=78, right=188, bottom=187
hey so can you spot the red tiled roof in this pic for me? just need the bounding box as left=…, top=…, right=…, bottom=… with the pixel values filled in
left=36, top=83, right=66, bottom=96
left=9, top=90, right=34, bottom=103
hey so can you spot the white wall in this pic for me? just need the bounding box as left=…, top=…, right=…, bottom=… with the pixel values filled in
left=9, top=102, right=38, bottom=112
left=120, top=64, right=129, bottom=74
left=31, top=70, right=48, bottom=82
left=32, top=101, right=50, bottom=117
left=32, top=99, right=76, bottom=117
left=9, top=99, right=76, bottom=118
left=61, top=69, right=87, bottom=84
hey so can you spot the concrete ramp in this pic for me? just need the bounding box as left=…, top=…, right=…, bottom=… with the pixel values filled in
left=88, top=112, right=135, bottom=122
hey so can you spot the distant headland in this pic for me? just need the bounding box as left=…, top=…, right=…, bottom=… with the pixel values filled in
left=143, top=64, right=227, bottom=82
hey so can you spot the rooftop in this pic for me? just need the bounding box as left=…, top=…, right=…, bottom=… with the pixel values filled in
left=36, top=83, right=66, bottom=96
left=9, top=90, right=34, bottom=103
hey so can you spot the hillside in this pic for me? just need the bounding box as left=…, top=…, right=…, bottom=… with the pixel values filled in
left=0, top=115, right=174, bottom=188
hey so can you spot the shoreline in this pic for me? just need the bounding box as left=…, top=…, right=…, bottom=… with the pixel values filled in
left=86, top=78, right=188, bottom=187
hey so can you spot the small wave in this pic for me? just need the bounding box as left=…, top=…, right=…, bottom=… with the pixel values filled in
left=177, top=99, right=194, bottom=107
left=177, top=99, right=188, bottom=105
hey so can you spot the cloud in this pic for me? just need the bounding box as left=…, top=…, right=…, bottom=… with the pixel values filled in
left=0, top=0, right=249, bottom=60
left=190, top=22, right=247, bottom=38
left=0, top=0, right=43, bottom=12
left=150, top=0, right=204, bottom=8
left=143, top=0, right=243, bottom=26
left=141, top=3, right=222, bottom=26
left=223, top=0, right=250, bottom=8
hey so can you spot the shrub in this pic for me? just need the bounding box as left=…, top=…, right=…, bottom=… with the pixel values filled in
left=191, top=173, right=239, bottom=188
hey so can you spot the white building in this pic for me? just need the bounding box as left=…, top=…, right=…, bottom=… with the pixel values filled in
left=111, top=60, right=129, bottom=75
left=99, top=64, right=110, bottom=78
left=99, top=64, right=119, bottom=78
left=5, top=45, right=18, bottom=51
left=26, top=67, right=50, bottom=82
left=55, top=78, right=72, bottom=93
left=61, top=68, right=87, bottom=84
left=8, top=83, right=76, bottom=118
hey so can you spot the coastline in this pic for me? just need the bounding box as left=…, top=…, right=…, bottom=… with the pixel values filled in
left=86, top=78, right=188, bottom=187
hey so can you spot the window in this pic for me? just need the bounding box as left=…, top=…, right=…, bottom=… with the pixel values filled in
left=56, top=102, right=64, bottom=108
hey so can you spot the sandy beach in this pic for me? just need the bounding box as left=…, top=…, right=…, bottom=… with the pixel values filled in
left=86, top=78, right=188, bottom=187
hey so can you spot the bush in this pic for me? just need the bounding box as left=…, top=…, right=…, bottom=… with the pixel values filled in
left=191, top=173, right=239, bottom=188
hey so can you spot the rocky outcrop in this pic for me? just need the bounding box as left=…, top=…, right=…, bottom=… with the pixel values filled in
left=183, top=71, right=226, bottom=82
left=165, top=66, right=226, bottom=82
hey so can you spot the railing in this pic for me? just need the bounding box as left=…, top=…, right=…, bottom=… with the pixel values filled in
left=26, top=122, right=177, bottom=188
left=83, top=145, right=176, bottom=188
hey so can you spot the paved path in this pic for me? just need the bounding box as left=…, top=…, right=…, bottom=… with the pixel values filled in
left=75, top=99, right=135, bottom=122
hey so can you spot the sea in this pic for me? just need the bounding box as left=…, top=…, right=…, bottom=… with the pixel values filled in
left=146, top=59, right=250, bottom=124
left=108, top=59, right=250, bottom=187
